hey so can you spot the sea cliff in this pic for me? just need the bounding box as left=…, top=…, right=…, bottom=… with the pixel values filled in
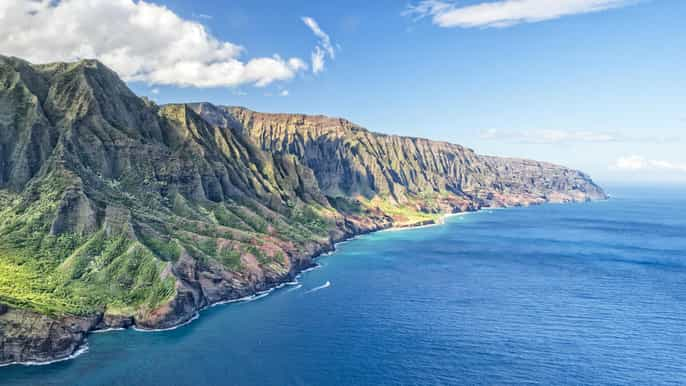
left=0, top=55, right=605, bottom=365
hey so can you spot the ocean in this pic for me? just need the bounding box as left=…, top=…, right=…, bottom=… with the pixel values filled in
left=3, top=186, right=686, bottom=385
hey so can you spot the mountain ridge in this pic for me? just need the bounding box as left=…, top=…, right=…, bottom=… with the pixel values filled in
left=191, top=103, right=604, bottom=206
left=0, top=56, right=605, bottom=366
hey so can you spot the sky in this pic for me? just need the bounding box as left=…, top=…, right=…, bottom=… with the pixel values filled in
left=1, top=0, right=684, bottom=185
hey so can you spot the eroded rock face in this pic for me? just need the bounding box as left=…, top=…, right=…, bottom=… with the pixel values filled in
left=0, top=307, right=97, bottom=365
left=215, top=105, right=491, bottom=201
left=192, top=103, right=606, bottom=208
left=482, top=157, right=606, bottom=201
left=49, top=188, right=98, bottom=235
left=0, top=56, right=606, bottom=366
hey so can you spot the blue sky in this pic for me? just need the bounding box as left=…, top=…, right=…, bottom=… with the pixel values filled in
left=1, top=0, right=684, bottom=184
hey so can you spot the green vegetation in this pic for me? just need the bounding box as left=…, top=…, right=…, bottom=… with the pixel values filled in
left=213, top=205, right=250, bottom=230
left=0, top=174, right=176, bottom=317
left=246, top=245, right=267, bottom=263
left=0, top=231, right=176, bottom=316
left=198, top=238, right=218, bottom=257
left=138, top=232, right=181, bottom=262
left=0, top=55, right=605, bottom=346
left=232, top=205, right=268, bottom=234
left=0, top=165, right=428, bottom=320
left=292, top=206, right=330, bottom=236
left=0, top=55, right=605, bottom=348
left=365, top=197, right=441, bottom=226
left=328, top=196, right=364, bottom=214
left=218, top=246, right=242, bottom=270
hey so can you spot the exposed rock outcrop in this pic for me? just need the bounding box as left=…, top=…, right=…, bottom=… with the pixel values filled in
left=0, top=307, right=98, bottom=365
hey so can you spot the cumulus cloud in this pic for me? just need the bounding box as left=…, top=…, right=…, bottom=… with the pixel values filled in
left=613, top=156, right=686, bottom=172
left=480, top=129, right=678, bottom=144
left=302, top=16, right=335, bottom=74
left=405, top=0, right=636, bottom=28
left=0, top=0, right=308, bottom=88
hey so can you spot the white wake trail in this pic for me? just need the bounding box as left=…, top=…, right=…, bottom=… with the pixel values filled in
left=305, top=281, right=331, bottom=294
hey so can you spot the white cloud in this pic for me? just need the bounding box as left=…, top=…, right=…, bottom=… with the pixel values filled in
left=302, top=16, right=335, bottom=74
left=406, top=0, right=636, bottom=28
left=614, top=155, right=647, bottom=170
left=311, top=47, right=326, bottom=74
left=302, top=17, right=334, bottom=58
left=0, top=0, right=307, bottom=88
left=279, top=90, right=289, bottom=97
left=151, top=88, right=160, bottom=95
left=613, top=155, right=686, bottom=172
left=480, top=129, right=678, bottom=144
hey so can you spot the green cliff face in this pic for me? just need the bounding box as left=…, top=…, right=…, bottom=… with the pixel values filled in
left=0, top=56, right=605, bottom=365
left=192, top=104, right=606, bottom=218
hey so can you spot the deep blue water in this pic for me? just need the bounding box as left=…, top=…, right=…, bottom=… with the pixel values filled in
left=3, top=186, right=686, bottom=385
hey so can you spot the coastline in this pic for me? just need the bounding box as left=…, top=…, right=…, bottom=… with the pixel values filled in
left=0, top=345, right=90, bottom=369
left=1, top=199, right=602, bottom=368
left=2, top=210, right=452, bottom=367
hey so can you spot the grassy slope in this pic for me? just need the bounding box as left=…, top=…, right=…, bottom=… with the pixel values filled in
left=0, top=58, right=337, bottom=319
left=0, top=170, right=426, bottom=318
left=0, top=168, right=173, bottom=316
left=0, top=166, right=338, bottom=318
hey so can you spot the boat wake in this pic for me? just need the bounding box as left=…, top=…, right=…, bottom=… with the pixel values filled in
left=305, top=281, right=331, bottom=294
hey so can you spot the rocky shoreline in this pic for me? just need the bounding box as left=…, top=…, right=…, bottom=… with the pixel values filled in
left=0, top=218, right=383, bottom=367
left=0, top=197, right=603, bottom=368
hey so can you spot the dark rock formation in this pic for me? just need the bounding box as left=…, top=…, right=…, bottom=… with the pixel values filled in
left=0, top=307, right=98, bottom=365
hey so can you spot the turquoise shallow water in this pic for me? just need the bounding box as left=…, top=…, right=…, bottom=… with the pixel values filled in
left=3, top=186, right=686, bottom=385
